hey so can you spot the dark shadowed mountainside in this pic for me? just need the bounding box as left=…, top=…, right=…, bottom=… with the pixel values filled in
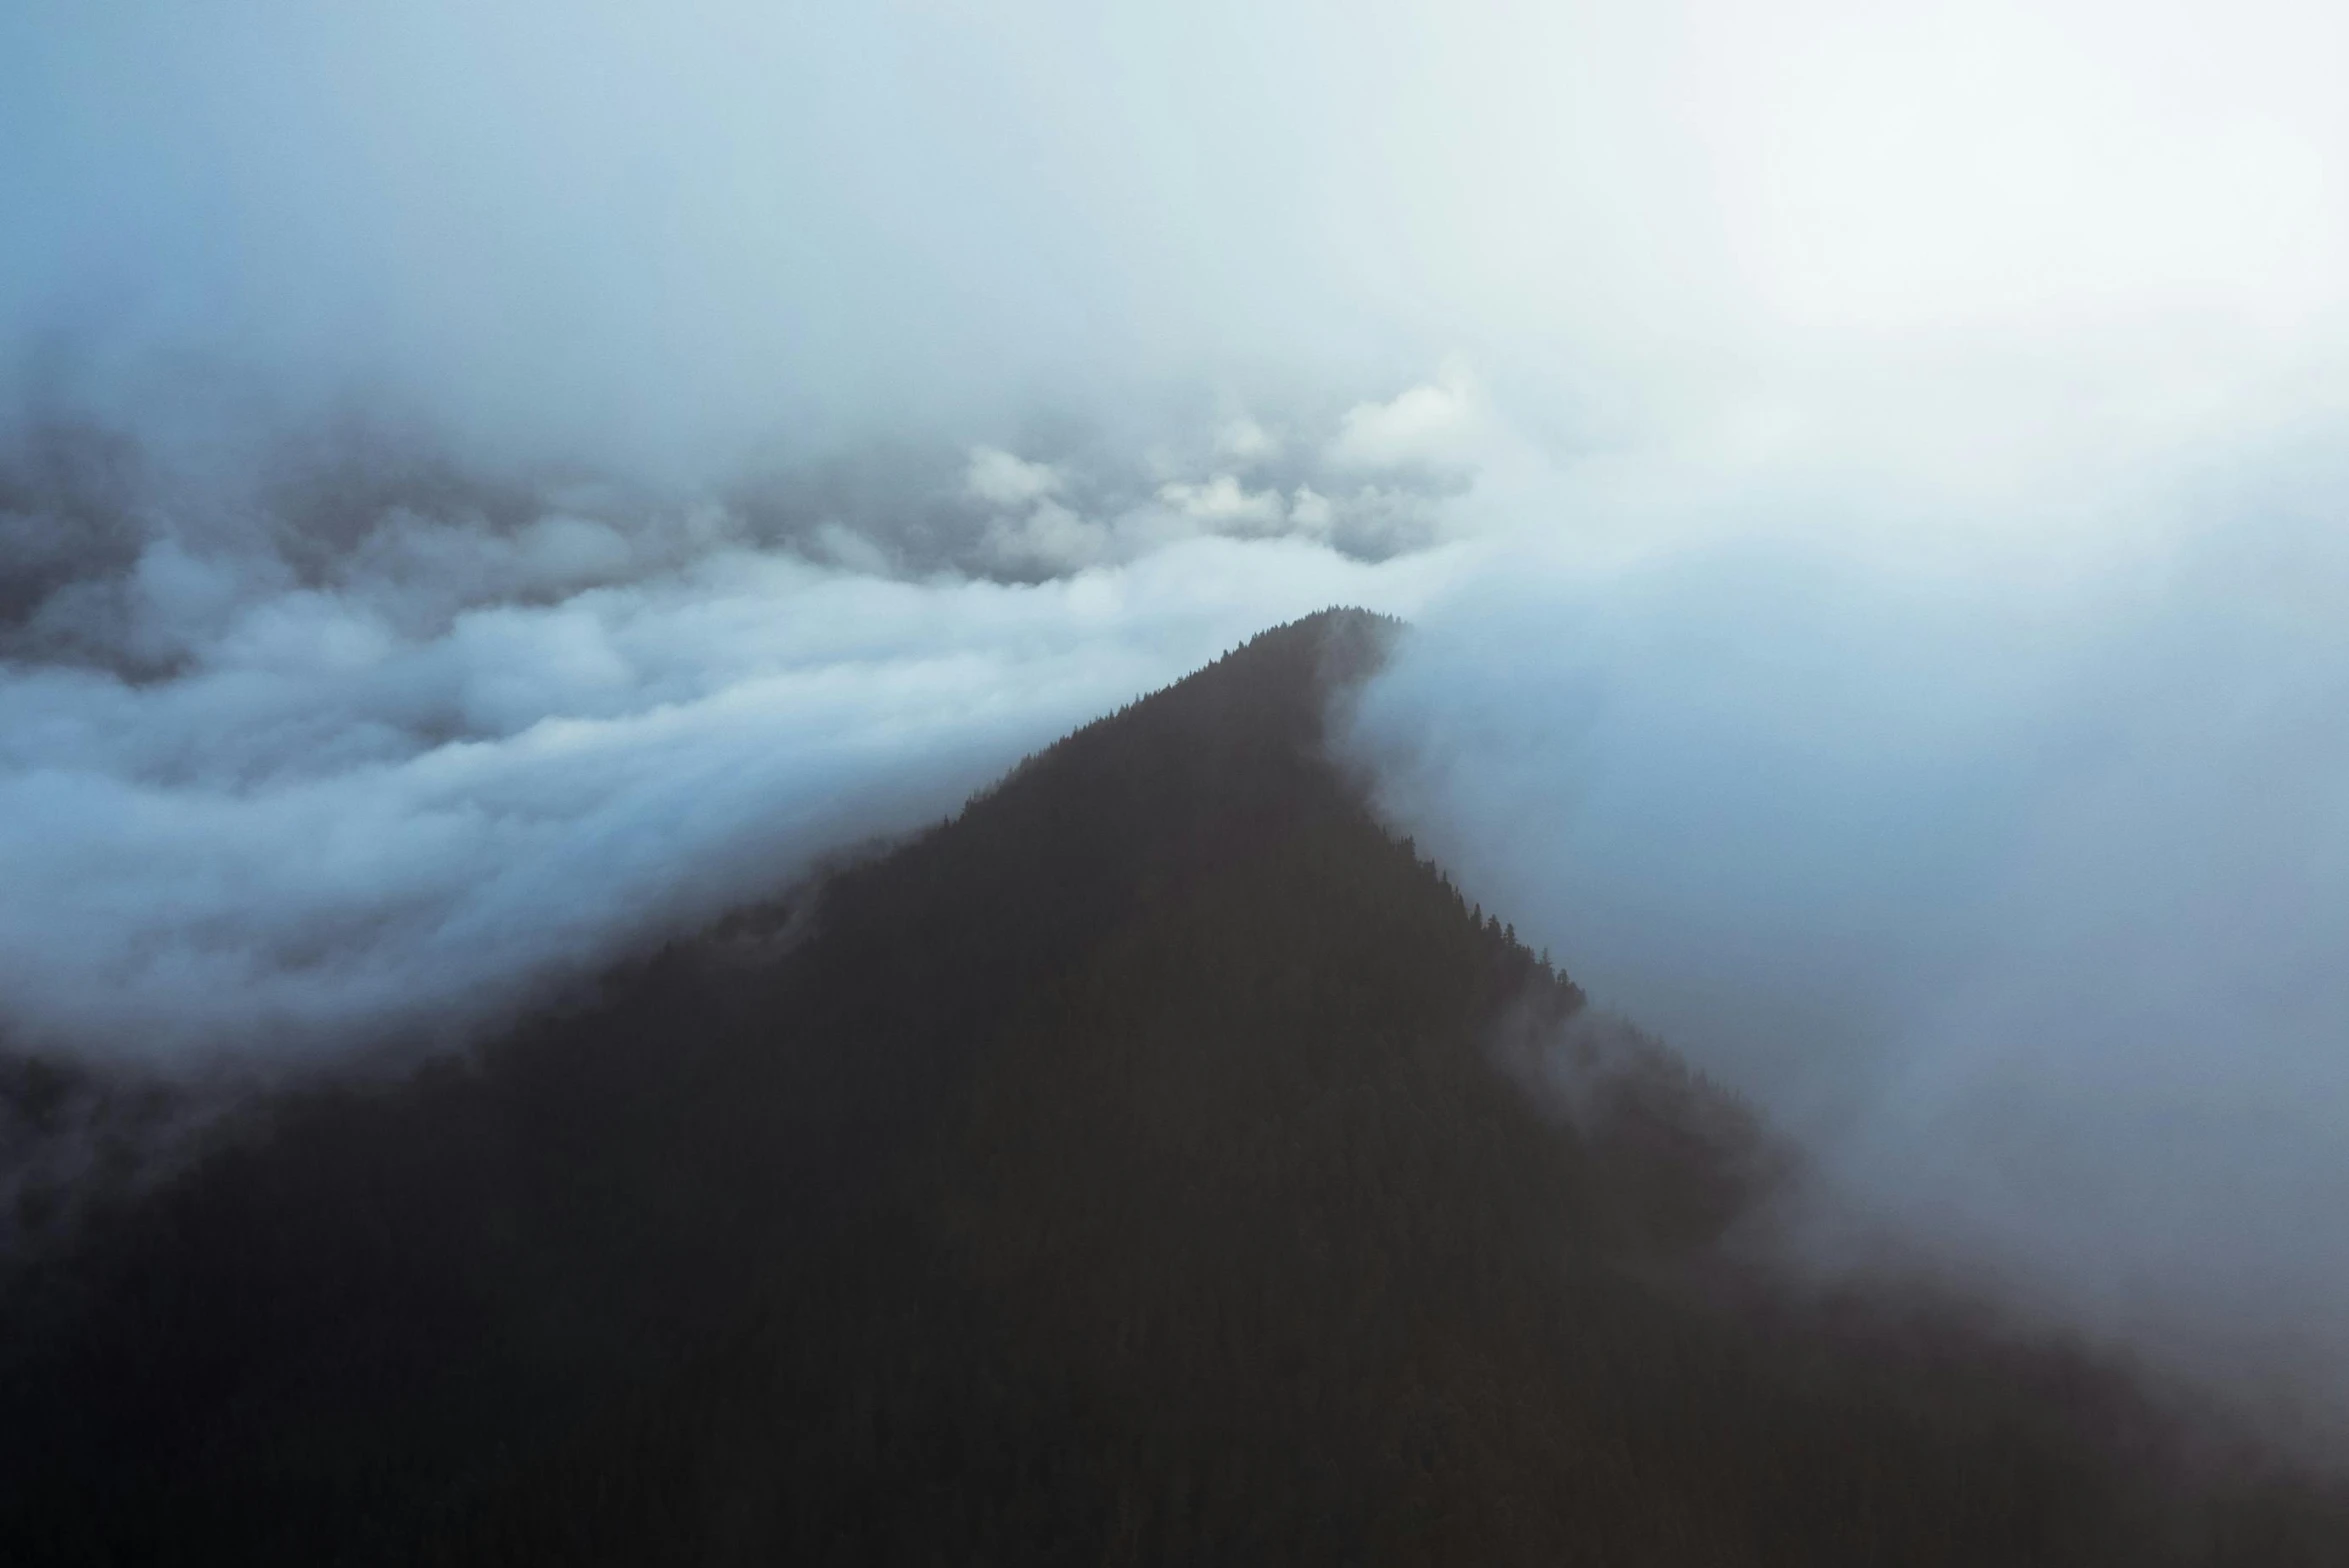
left=2, top=609, right=2345, bottom=1564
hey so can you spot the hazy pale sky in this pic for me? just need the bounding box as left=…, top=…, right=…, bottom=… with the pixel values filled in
left=10, top=0, right=2345, bottom=482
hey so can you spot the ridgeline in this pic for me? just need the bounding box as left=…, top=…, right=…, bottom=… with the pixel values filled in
left=3, top=610, right=2343, bottom=1563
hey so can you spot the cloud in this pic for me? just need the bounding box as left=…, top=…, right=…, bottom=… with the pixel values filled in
left=1214, top=417, right=1280, bottom=465
left=0, top=392, right=1477, bottom=1070
left=1343, top=497, right=2349, bottom=1448
left=981, top=499, right=1111, bottom=575
left=0, top=520, right=1444, bottom=1068
left=964, top=446, right=1065, bottom=510
left=0, top=361, right=1492, bottom=1079
left=1287, top=486, right=1333, bottom=534
left=1328, top=362, right=1482, bottom=474
left=1154, top=474, right=1287, bottom=532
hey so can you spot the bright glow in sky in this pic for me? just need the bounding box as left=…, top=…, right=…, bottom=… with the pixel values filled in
left=9, top=0, right=2348, bottom=491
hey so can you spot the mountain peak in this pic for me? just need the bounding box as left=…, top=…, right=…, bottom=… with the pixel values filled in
left=5, top=609, right=2343, bottom=1563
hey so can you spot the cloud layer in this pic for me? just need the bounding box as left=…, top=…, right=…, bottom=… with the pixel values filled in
left=0, top=403, right=1462, bottom=1067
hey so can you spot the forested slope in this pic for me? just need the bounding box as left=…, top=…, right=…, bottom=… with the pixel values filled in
left=3, top=609, right=2342, bottom=1564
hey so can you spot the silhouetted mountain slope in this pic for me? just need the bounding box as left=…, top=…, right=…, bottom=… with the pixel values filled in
left=3, top=609, right=2345, bottom=1564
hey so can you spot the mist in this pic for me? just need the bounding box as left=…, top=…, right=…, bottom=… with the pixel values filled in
left=0, top=407, right=1465, bottom=1064
left=1347, top=498, right=2349, bottom=1442
left=9, top=0, right=2349, bottom=1455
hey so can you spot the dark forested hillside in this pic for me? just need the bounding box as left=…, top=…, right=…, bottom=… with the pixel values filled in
left=3, top=609, right=2344, bottom=1564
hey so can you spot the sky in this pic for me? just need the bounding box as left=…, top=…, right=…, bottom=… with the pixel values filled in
left=6, top=0, right=2349, bottom=1446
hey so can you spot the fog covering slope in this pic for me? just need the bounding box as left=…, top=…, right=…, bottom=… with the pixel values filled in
left=3, top=611, right=2345, bottom=1565
left=1344, top=526, right=2349, bottom=1452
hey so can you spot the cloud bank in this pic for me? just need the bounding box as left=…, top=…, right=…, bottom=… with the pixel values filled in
left=1346, top=480, right=2349, bottom=1446
left=0, top=403, right=1464, bottom=1067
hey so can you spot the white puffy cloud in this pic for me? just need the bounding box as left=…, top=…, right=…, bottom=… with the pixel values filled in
left=0, top=387, right=1491, bottom=1071
left=1328, top=361, right=1482, bottom=472
left=981, top=499, right=1111, bottom=574
left=964, top=447, right=1065, bottom=509
left=1154, top=473, right=1287, bottom=533
left=1214, top=417, right=1280, bottom=465
left=0, top=364, right=1499, bottom=1073
left=0, top=528, right=1446, bottom=1067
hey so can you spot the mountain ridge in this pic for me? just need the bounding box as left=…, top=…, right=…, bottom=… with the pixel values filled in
left=3, top=607, right=2345, bottom=1564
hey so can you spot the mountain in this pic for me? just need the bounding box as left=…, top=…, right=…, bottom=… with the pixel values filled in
left=3, top=608, right=2344, bottom=1564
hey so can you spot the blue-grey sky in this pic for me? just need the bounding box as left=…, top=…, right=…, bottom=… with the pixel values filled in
left=7, top=0, right=2349, bottom=1450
